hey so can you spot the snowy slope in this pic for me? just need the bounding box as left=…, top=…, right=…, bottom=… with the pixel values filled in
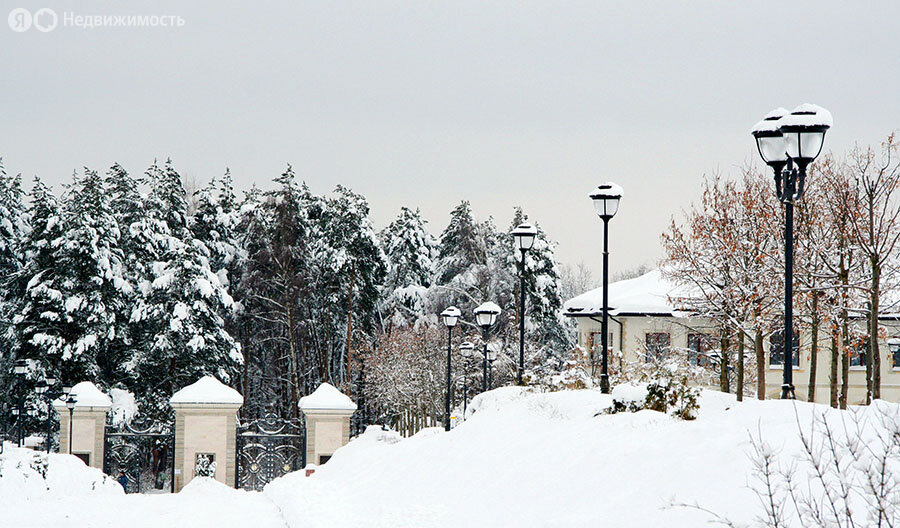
left=2, top=388, right=894, bottom=527
left=264, top=387, right=880, bottom=527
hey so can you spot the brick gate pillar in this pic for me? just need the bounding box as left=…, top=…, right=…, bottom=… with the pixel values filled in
left=53, top=381, right=111, bottom=470
left=169, top=376, right=243, bottom=492
left=299, top=383, right=357, bottom=466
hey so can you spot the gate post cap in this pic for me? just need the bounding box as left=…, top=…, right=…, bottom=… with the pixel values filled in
left=170, top=376, right=243, bottom=405
left=52, top=381, right=111, bottom=410
left=299, top=383, right=357, bottom=412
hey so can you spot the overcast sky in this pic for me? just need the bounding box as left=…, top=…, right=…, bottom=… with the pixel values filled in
left=3, top=1, right=900, bottom=283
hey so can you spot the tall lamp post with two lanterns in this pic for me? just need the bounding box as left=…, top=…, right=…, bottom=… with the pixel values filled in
left=512, top=223, right=537, bottom=385
left=440, top=306, right=461, bottom=431
left=589, top=183, right=622, bottom=394
left=752, top=103, right=832, bottom=399
left=473, top=302, right=501, bottom=393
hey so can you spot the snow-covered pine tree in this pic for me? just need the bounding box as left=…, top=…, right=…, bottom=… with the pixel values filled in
left=130, top=160, right=241, bottom=417
left=190, top=169, right=243, bottom=290
left=0, top=161, right=27, bottom=418
left=436, top=201, right=486, bottom=285
left=379, top=207, right=436, bottom=331
left=17, top=170, right=126, bottom=386
left=316, top=185, right=387, bottom=383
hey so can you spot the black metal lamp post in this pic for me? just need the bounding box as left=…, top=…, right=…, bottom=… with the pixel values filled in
left=459, top=341, right=474, bottom=417
left=589, top=183, right=622, bottom=394
left=752, top=104, right=831, bottom=400
left=34, top=380, right=48, bottom=451
left=440, top=306, right=461, bottom=432
left=14, top=359, right=27, bottom=446
left=65, top=394, right=77, bottom=454
left=473, top=302, right=501, bottom=392
left=486, top=347, right=497, bottom=388
left=512, top=223, right=537, bottom=386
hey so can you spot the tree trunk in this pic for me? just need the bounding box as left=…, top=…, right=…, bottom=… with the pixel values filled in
left=719, top=328, right=730, bottom=393
left=870, top=262, right=881, bottom=401
left=840, top=313, right=850, bottom=409
left=345, top=265, right=356, bottom=389
left=755, top=328, right=765, bottom=400
left=736, top=332, right=744, bottom=402
left=807, top=293, right=819, bottom=403
left=829, top=330, right=838, bottom=408
left=866, top=302, right=873, bottom=404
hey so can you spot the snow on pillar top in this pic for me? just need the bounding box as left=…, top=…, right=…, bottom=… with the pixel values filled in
left=169, top=376, right=243, bottom=405
left=52, top=381, right=112, bottom=409
left=298, top=382, right=358, bottom=412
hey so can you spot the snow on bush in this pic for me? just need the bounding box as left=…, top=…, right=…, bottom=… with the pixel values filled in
left=0, top=443, right=122, bottom=499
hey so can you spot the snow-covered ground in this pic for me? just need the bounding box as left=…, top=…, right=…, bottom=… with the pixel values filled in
left=1, top=387, right=891, bottom=527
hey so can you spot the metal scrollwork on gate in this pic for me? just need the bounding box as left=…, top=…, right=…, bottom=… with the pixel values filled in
left=104, top=417, right=175, bottom=494
left=236, top=413, right=306, bottom=491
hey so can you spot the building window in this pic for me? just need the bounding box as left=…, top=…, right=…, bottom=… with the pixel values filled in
left=769, top=329, right=799, bottom=367
left=850, top=338, right=868, bottom=368
left=890, top=339, right=900, bottom=369
left=645, top=332, right=670, bottom=363
left=687, top=333, right=711, bottom=366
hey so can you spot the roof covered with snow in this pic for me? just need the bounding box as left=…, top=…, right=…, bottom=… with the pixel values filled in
left=170, top=376, right=243, bottom=405
left=563, top=269, right=691, bottom=317
left=52, top=381, right=112, bottom=409
left=299, top=383, right=358, bottom=411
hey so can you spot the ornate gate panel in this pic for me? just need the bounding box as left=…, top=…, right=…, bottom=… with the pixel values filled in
left=236, top=414, right=305, bottom=491
left=104, top=418, right=175, bottom=494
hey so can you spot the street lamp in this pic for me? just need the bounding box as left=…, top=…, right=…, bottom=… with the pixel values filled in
left=65, top=395, right=77, bottom=455
left=459, top=342, right=475, bottom=417
left=473, top=302, right=501, bottom=392
left=14, top=359, right=27, bottom=446
left=440, top=306, right=461, bottom=432
left=589, top=183, right=622, bottom=394
left=485, top=347, right=498, bottom=389
left=752, top=103, right=832, bottom=399
left=512, top=222, right=537, bottom=386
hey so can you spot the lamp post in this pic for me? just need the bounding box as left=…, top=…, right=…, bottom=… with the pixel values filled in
left=473, top=302, right=501, bottom=392
left=486, top=347, right=498, bottom=389
left=589, top=183, right=622, bottom=394
left=440, top=306, right=461, bottom=432
left=512, top=223, right=537, bottom=386
left=34, top=380, right=48, bottom=452
left=459, top=342, right=474, bottom=417
left=65, top=394, right=77, bottom=455
left=752, top=104, right=832, bottom=399
left=14, top=359, right=27, bottom=446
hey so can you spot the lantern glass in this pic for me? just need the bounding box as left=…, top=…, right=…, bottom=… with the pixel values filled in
left=516, top=233, right=536, bottom=251
left=46, top=377, right=56, bottom=386
left=66, top=397, right=77, bottom=410
left=35, top=381, right=48, bottom=394
left=783, top=130, right=826, bottom=162
left=14, top=360, right=27, bottom=375
left=755, top=134, right=787, bottom=165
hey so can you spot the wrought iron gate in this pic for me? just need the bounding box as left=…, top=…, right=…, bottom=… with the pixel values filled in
left=104, top=418, right=175, bottom=494
left=236, top=414, right=305, bottom=491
